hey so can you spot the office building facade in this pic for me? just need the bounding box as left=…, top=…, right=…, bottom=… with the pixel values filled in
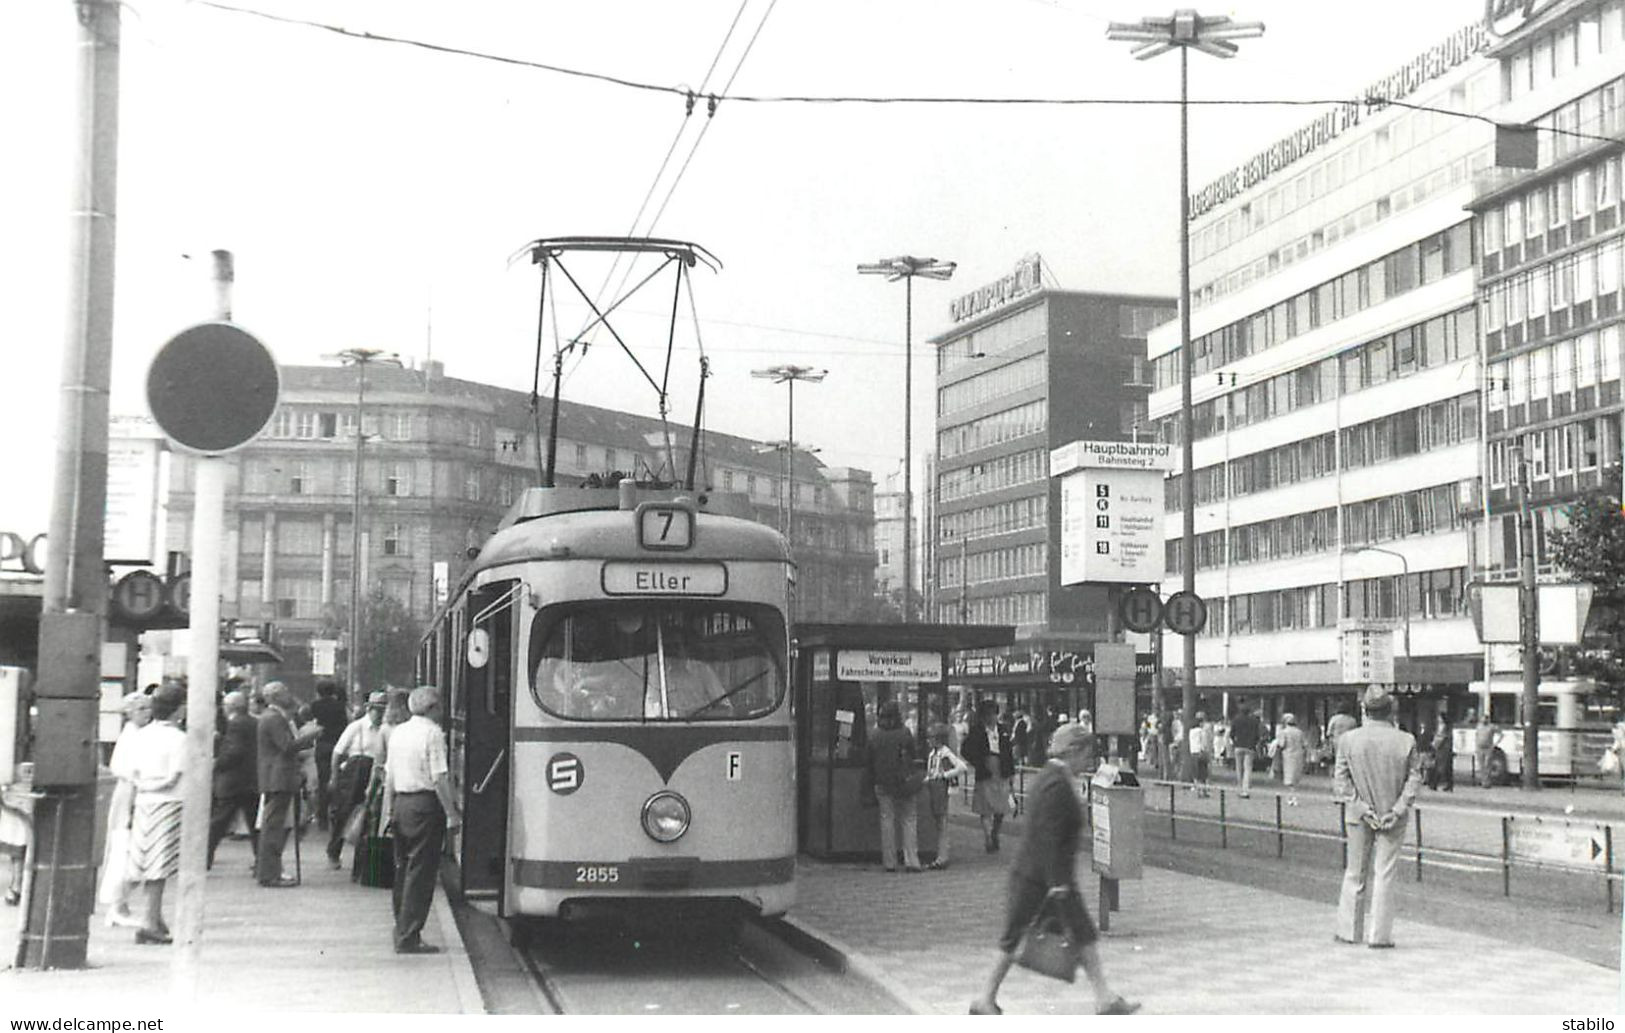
left=928, top=254, right=1174, bottom=659
left=1145, top=20, right=1511, bottom=730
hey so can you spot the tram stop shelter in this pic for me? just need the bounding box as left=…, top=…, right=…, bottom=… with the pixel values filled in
left=793, top=622, right=1015, bottom=861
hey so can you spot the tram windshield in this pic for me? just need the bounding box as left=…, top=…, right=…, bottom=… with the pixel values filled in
left=528, top=603, right=784, bottom=721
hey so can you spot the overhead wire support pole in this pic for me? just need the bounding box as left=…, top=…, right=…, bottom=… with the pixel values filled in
left=25, top=0, right=122, bottom=970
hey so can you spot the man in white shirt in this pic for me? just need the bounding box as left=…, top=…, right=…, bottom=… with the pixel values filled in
left=382, top=685, right=462, bottom=954
left=325, top=690, right=389, bottom=869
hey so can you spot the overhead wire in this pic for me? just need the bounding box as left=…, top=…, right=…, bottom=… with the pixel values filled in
left=190, top=1, right=1622, bottom=147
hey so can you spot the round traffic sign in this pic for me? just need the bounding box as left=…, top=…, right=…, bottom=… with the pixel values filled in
left=111, top=570, right=166, bottom=622
left=1163, top=590, right=1208, bottom=635
left=1118, top=587, right=1164, bottom=634
left=146, top=322, right=279, bottom=454
left=167, top=572, right=192, bottom=619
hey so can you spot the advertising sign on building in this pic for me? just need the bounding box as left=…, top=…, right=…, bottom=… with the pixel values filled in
left=1052, top=440, right=1172, bottom=586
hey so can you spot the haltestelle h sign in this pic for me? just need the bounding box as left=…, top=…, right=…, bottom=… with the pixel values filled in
left=146, top=322, right=280, bottom=454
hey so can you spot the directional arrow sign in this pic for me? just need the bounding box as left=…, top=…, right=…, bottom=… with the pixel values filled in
left=1508, top=820, right=1608, bottom=870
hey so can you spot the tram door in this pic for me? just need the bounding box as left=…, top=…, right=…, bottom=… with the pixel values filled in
left=460, top=580, right=516, bottom=901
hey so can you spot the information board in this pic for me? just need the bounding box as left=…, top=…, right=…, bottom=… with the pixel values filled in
left=1053, top=440, right=1172, bottom=586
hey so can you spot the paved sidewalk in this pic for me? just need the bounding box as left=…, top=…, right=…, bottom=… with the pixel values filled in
left=790, top=815, right=1624, bottom=1015
left=0, top=835, right=482, bottom=1015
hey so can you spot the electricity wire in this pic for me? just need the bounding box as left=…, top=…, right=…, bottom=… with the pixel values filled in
left=191, top=1, right=1623, bottom=147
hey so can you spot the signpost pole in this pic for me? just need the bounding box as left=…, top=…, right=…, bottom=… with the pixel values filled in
left=173, top=251, right=234, bottom=999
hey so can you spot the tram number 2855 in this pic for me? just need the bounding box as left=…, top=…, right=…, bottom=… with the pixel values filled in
left=575, top=865, right=621, bottom=884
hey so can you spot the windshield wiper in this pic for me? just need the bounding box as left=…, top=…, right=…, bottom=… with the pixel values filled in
left=682, top=668, right=773, bottom=719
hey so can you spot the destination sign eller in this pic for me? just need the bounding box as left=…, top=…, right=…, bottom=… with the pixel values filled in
left=601, top=562, right=727, bottom=596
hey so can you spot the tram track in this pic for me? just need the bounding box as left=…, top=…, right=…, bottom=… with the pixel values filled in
left=452, top=894, right=909, bottom=1014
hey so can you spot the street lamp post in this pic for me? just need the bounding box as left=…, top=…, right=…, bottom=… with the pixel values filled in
left=857, top=256, right=956, bottom=624
left=1343, top=545, right=1412, bottom=659
left=326, top=347, right=399, bottom=707
left=751, top=364, right=827, bottom=544
left=1106, top=8, right=1263, bottom=745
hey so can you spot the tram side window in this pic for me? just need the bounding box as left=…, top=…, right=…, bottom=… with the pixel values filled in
left=528, top=604, right=784, bottom=721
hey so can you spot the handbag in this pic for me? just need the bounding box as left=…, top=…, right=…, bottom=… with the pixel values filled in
left=1015, top=891, right=1078, bottom=983
left=341, top=803, right=368, bottom=846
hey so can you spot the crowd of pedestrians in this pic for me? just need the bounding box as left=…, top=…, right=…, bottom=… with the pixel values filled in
left=78, top=675, right=450, bottom=953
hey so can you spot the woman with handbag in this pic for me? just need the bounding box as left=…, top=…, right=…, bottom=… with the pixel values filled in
left=865, top=700, right=924, bottom=873
left=969, top=722, right=1139, bottom=1017
left=923, top=723, right=971, bottom=870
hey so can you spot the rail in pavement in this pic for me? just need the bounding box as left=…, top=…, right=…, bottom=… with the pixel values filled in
left=0, top=836, right=482, bottom=1015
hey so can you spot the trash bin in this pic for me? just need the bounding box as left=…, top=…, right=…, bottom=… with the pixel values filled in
left=1089, top=764, right=1143, bottom=880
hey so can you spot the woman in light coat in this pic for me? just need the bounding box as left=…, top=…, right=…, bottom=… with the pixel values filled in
left=1272, top=712, right=1308, bottom=806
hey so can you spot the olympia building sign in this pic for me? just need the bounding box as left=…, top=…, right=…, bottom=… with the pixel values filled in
left=949, top=254, right=1043, bottom=324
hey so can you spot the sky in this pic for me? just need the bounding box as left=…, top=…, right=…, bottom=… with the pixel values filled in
left=2, top=0, right=1490, bottom=535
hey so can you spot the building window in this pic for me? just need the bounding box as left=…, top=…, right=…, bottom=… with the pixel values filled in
left=385, top=463, right=411, bottom=497
left=498, top=478, right=515, bottom=506
left=317, top=412, right=338, bottom=438
left=575, top=443, right=587, bottom=467
left=464, top=470, right=481, bottom=501
left=276, top=578, right=322, bottom=619
left=295, top=411, right=317, bottom=439
left=723, top=470, right=734, bottom=491
left=268, top=409, right=294, bottom=438
left=289, top=461, right=310, bottom=495
left=606, top=448, right=618, bottom=470
left=467, top=422, right=482, bottom=448
left=383, top=523, right=406, bottom=556
left=391, top=413, right=412, bottom=441
left=278, top=519, right=322, bottom=556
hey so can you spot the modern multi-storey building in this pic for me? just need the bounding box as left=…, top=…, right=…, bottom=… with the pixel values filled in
left=1145, top=19, right=1508, bottom=734
left=1473, top=0, right=1625, bottom=574
left=141, top=360, right=878, bottom=694
left=927, top=253, right=1174, bottom=700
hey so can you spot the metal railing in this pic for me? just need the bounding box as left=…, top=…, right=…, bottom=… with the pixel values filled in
left=1103, top=777, right=1623, bottom=914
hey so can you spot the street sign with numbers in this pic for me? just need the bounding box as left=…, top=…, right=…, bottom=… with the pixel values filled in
left=1163, top=591, right=1208, bottom=635
left=1118, top=587, right=1164, bottom=634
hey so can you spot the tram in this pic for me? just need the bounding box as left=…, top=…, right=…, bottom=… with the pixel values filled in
left=418, top=481, right=797, bottom=920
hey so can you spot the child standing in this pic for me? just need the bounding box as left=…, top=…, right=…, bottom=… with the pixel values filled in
left=923, top=723, right=971, bottom=870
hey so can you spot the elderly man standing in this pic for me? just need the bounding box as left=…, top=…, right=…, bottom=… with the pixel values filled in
left=382, top=685, right=462, bottom=954
left=256, top=682, right=321, bottom=887
left=207, top=690, right=259, bottom=869
left=1333, top=685, right=1422, bottom=949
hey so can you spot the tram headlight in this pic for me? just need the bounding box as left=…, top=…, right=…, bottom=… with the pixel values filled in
left=641, top=791, right=691, bottom=843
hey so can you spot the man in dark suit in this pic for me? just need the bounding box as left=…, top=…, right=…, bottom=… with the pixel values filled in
left=307, top=680, right=348, bottom=830
left=207, top=689, right=259, bottom=868
left=255, top=682, right=321, bottom=887
left=969, top=722, right=1139, bottom=1016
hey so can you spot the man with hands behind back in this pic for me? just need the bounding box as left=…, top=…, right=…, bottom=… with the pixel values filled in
left=1333, top=685, right=1422, bottom=949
